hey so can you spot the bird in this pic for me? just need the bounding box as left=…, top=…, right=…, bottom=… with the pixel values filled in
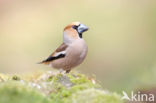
left=39, top=22, right=89, bottom=73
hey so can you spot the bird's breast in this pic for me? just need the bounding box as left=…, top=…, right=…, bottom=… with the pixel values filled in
left=66, top=39, right=88, bottom=64
left=51, top=39, right=88, bottom=69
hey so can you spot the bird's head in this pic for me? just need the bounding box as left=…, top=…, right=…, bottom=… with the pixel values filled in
left=63, top=22, right=89, bottom=43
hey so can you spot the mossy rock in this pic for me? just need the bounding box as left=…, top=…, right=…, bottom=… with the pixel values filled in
left=0, top=81, right=51, bottom=103
left=0, top=71, right=123, bottom=103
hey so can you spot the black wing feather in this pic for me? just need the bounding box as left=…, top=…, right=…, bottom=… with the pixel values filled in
left=39, top=54, right=65, bottom=64
left=43, top=54, right=65, bottom=62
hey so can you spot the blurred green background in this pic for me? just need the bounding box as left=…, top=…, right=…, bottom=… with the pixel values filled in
left=0, top=0, right=156, bottom=92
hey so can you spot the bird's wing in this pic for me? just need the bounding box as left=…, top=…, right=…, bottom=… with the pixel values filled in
left=39, top=43, right=68, bottom=64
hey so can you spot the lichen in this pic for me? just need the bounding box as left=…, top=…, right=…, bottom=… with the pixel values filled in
left=0, top=71, right=123, bottom=103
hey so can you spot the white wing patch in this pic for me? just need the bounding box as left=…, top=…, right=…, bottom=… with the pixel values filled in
left=54, top=51, right=66, bottom=57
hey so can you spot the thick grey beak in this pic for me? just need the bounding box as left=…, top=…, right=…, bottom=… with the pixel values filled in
left=78, top=24, right=89, bottom=34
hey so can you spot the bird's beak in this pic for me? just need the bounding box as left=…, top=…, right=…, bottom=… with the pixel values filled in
left=78, top=24, right=89, bottom=34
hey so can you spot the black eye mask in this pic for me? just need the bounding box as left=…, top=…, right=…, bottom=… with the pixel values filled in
left=72, top=25, right=79, bottom=30
left=72, top=25, right=82, bottom=38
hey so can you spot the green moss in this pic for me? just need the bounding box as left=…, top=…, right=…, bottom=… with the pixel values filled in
left=0, top=73, right=9, bottom=81
left=0, top=71, right=123, bottom=103
left=12, top=75, right=21, bottom=81
left=0, top=81, right=51, bottom=103
left=71, top=88, right=123, bottom=103
left=48, top=73, right=122, bottom=103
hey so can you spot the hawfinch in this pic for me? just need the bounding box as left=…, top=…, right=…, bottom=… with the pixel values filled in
left=40, top=22, right=89, bottom=73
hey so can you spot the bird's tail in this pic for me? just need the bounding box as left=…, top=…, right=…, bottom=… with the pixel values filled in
left=37, top=60, right=50, bottom=65
left=37, top=61, right=44, bottom=64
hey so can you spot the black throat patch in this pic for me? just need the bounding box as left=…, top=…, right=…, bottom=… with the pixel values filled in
left=72, top=25, right=82, bottom=38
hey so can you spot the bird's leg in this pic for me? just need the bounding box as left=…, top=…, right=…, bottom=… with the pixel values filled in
left=66, top=69, right=71, bottom=73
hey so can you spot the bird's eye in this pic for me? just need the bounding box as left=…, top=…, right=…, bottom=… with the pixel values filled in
left=72, top=25, right=79, bottom=29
